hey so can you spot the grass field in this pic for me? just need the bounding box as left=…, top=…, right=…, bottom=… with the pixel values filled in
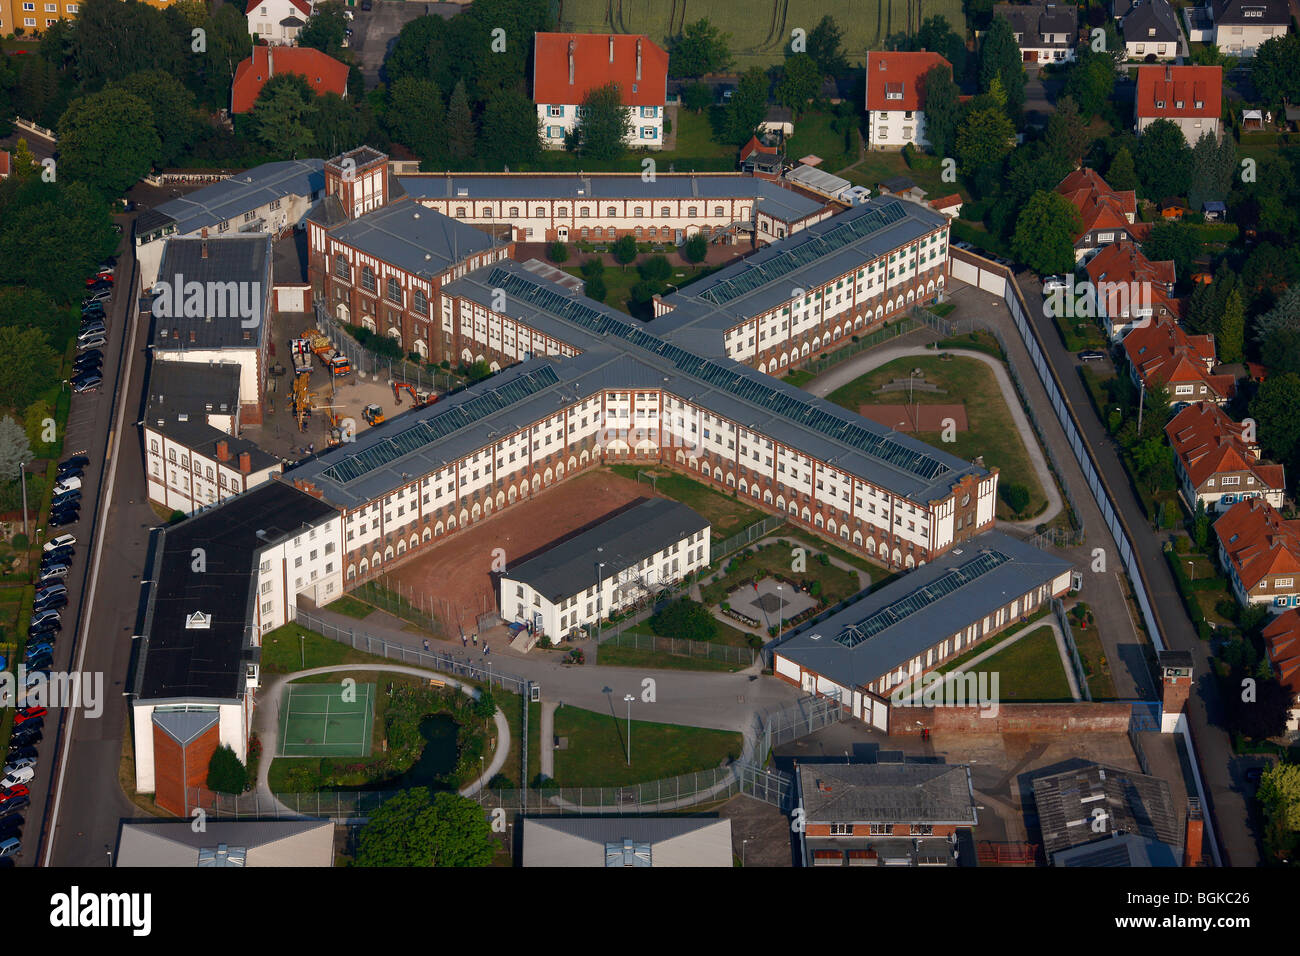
left=606, top=464, right=764, bottom=540
left=595, top=642, right=744, bottom=672
left=827, top=355, right=1049, bottom=521
left=558, top=0, right=966, bottom=70
left=551, top=702, right=742, bottom=786
left=973, top=625, right=1074, bottom=702
left=700, top=539, right=863, bottom=607
left=842, top=150, right=964, bottom=201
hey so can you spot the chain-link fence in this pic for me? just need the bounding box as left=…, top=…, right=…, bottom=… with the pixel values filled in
left=313, top=300, right=460, bottom=393
left=350, top=578, right=442, bottom=636
left=597, top=629, right=758, bottom=667
left=1053, top=597, right=1091, bottom=702
left=799, top=317, right=917, bottom=377
left=714, top=513, right=787, bottom=558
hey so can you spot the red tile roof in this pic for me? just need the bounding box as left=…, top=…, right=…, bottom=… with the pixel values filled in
left=865, top=51, right=951, bottom=112
left=532, top=33, right=668, bottom=107
left=1057, top=168, right=1136, bottom=242
left=1215, top=499, right=1300, bottom=593
left=739, top=136, right=779, bottom=161
left=929, top=193, right=963, bottom=211
left=1123, top=316, right=1235, bottom=401
left=1085, top=240, right=1181, bottom=320
left=1165, top=402, right=1286, bottom=491
left=245, top=0, right=312, bottom=16
left=231, top=46, right=349, bottom=114
left=1264, top=610, right=1300, bottom=695
left=1135, top=65, right=1222, bottom=121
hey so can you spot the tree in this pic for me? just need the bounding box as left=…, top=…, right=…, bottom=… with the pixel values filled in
left=1107, top=146, right=1138, bottom=192
left=206, top=744, right=247, bottom=794
left=776, top=53, right=820, bottom=116
left=356, top=789, right=492, bottom=867
left=638, top=253, right=672, bottom=282
left=249, top=74, right=318, bottom=158
left=612, top=234, right=638, bottom=268
left=303, top=91, right=369, bottom=160
left=68, top=0, right=182, bottom=88
left=1135, top=119, right=1192, bottom=198
left=956, top=105, right=1014, bottom=175
left=978, top=15, right=1025, bottom=117
left=649, top=598, right=719, bottom=642
left=1131, top=435, right=1175, bottom=493
left=0, top=325, right=58, bottom=413
left=445, top=79, right=477, bottom=163
left=1258, top=762, right=1300, bottom=861
left=1044, top=95, right=1090, bottom=169
left=912, top=15, right=968, bottom=78
left=1217, top=287, right=1245, bottom=364
left=298, top=0, right=349, bottom=58
left=0, top=180, right=118, bottom=304
left=805, top=14, right=848, bottom=77
left=1188, top=130, right=1235, bottom=213
left=723, top=67, right=769, bottom=145
left=0, top=417, right=30, bottom=485
left=548, top=241, right=569, bottom=263
left=1011, top=191, right=1082, bottom=276
left=479, top=88, right=542, bottom=166
left=1061, top=44, right=1117, bottom=118
left=1141, top=223, right=1202, bottom=282
left=683, top=232, right=709, bottom=264
left=1251, top=33, right=1300, bottom=108
left=1249, top=372, right=1300, bottom=467
left=110, top=71, right=200, bottom=169
left=386, top=76, right=444, bottom=163
left=584, top=275, right=607, bottom=302
left=1255, top=285, right=1300, bottom=376
left=570, top=82, right=631, bottom=161
left=999, top=482, right=1030, bottom=514
left=682, top=81, right=713, bottom=112
left=921, top=64, right=959, bottom=159
left=668, top=18, right=733, bottom=78
left=57, top=88, right=160, bottom=196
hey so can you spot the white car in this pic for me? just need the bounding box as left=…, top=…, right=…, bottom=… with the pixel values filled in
left=0, top=767, right=33, bottom=789
left=44, top=534, right=76, bottom=552
left=1042, top=275, right=1069, bottom=293
left=53, top=476, right=81, bottom=495
left=2, top=758, right=35, bottom=776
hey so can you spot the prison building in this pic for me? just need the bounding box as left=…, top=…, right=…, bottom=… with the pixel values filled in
left=498, top=498, right=710, bottom=641
left=651, top=198, right=950, bottom=372
left=772, top=531, right=1073, bottom=731
left=131, top=481, right=343, bottom=814
left=1032, top=764, right=1183, bottom=866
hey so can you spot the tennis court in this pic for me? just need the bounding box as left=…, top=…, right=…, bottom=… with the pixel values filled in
left=278, top=682, right=375, bottom=757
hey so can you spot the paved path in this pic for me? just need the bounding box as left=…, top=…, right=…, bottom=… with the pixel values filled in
left=804, top=340, right=1065, bottom=530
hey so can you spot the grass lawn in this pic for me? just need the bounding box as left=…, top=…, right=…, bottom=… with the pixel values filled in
left=606, top=464, right=763, bottom=540
left=327, top=595, right=375, bottom=620
left=550, top=703, right=741, bottom=787
left=616, top=617, right=756, bottom=649
left=519, top=111, right=737, bottom=173
left=842, top=151, right=964, bottom=202
left=785, top=111, right=854, bottom=171
left=1048, top=303, right=1109, bottom=353
left=783, top=368, right=816, bottom=388
left=935, top=330, right=1004, bottom=361
left=827, top=355, right=1049, bottom=521
left=260, top=622, right=395, bottom=674
left=566, top=259, right=714, bottom=317
left=974, top=625, right=1074, bottom=702
left=1070, top=620, right=1118, bottom=700
left=595, top=643, right=744, bottom=673
left=781, top=527, right=890, bottom=582
left=700, top=539, right=864, bottom=608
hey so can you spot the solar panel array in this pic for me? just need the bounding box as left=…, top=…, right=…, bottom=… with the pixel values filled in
left=833, top=550, right=1012, bottom=648
left=483, top=267, right=953, bottom=483
left=320, top=365, right=561, bottom=485
left=695, top=202, right=909, bottom=306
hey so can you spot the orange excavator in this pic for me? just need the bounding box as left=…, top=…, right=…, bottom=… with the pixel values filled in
left=393, top=381, right=435, bottom=408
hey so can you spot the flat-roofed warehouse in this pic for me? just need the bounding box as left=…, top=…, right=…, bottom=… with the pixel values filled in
left=499, top=498, right=710, bottom=640
left=773, top=531, right=1073, bottom=730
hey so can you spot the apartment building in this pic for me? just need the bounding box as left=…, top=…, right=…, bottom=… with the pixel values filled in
left=1215, top=498, right=1300, bottom=612
left=1135, top=65, right=1222, bottom=146
left=865, top=51, right=952, bottom=150
left=1165, top=402, right=1286, bottom=513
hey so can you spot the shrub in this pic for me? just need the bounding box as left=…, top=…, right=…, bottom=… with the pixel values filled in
left=207, top=744, right=248, bottom=794
left=547, top=241, right=569, bottom=263
left=168, top=510, right=187, bottom=524
left=10, top=533, right=27, bottom=550
left=585, top=275, right=607, bottom=302
left=999, top=482, right=1031, bottom=514
left=682, top=232, right=708, bottom=264
left=649, top=597, right=719, bottom=642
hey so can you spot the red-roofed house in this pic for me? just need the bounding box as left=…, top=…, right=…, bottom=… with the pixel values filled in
left=1123, top=316, right=1236, bottom=405
left=1084, top=240, right=1178, bottom=340
left=865, top=51, right=952, bottom=151
left=1214, top=499, right=1300, bottom=612
left=1165, top=402, right=1287, bottom=513
left=1056, top=168, right=1138, bottom=261
left=246, top=0, right=313, bottom=46
left=533, top=33, right=669, bottom=150
left=1135, top=65, right=1222, bottom=146
left=739, top=136, right=784, bottom=179
left=231, top=46, right=349, bottom=114
left=928, top=194, right=964, bottom=218
left=1263, top=610, right=1300, bottom=728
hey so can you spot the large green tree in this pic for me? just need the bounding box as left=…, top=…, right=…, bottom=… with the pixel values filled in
left=1217, top=287, right=1245, bottom=364
left=68, top=0, right=182, bottom=88
left=805, top=14, right=848, bottom=77
left=668, top=18, right=733, bottom=78
left=921, top=63, right=959, bottom=159
left=0, top=180, right=117, bottom=303
left=1141, top=222, right=1203, bottom=282
left=1011, top=191, right=1081, bottom=277
left=386, top=76, right=445, bottom=163
left=248, top=74, right=318, bottom=158
left=298, top=0, right=349, bottom=58
left=479, top=88, right=542, bottom=167
left=356, top=789, right=493, bottom=867
left=111, top=70, right=201, bottom=169
left=445, top=79, right=478, bottom=163
left=570, top=82, right=631, bottom=161
left=0, top=327, right=57, bottom=412
left=723, top=67, right=769, bottom=145
left=978, top=15, right=1025, bottom=117
left=956, top=105, right=1014, bottom=174
left=1249, top=372, right=1300, bottom=469
left=1188, top=130, right=1236, bottom=213
left=1135, top=119, right=1192, bottom=198
left=1252, top=33, right=1300, bottom=108
left=1107, top=145, right=1138, bottom=192
left=1045, top=95, right=1090, bottom=169
left=57, top=88, right=159, bottom=196
left=776, top=53, right=820, bottom=116
left=1061, top=44, right=1117, bottom=118
left=1255, top=285, right=1300, bottom=376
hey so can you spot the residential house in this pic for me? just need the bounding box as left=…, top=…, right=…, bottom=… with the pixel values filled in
left=994, top=0, right=1078, bottom=63
left=1166, top=402, right=1286, bottom=513
left=1121, top=0, right=1183, bottom=59
left=1123, top=316, right=1236, bottom=406
left=864, top=51, right=952, bottom=150
left=1056, top=168, right=1138, bottom=261
left=739, top=136, right=784, bottom=179
left=796, top=762, right=978, bottom=867
left=231, top=46, right=348, bottom=114
left=1207, top=0, right=1290, bottom=56
left=1135, top=65, right=1223, bottom=145
left=928, top=194, right=964, bottom=218
left=246, top=0, right=313, bottom=45
left=1084, top=240, right=1178, bottom=340
left=1263, top=610, right=1300, bottom=730
left=532, top=33, right=669, bottom=150
left=1214, top=498, right=1300, bottom=612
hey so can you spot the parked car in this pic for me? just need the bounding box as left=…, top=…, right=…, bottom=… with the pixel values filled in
left=1246, top=766, right=1265, bottom=783
left=40, top=554, right=73, bottom=570
left=73, top=352, right=102, bottom=369
left=76, top=335, right=107, bottom=351
left=79, top=319, right=107, bottom=335
left=48, top=510, right=79, bottom=528
left=72, top=375, right=102, bottom=394
left=1042, top=275, right=1069, bottom=293
left=1, top=767, right=34, bottom=789
left=0, top=796, right=30, bottom=818
left=50, top=493, right=82, bottom=511
left=1077, top=349, right=1107, bottom=362
left=22, top=647, right=53, bottom=664
left=0, top=838, right=21, bottom=859
left=32, top=594, right=67, bottom=613
left=29, top=609, right=60, bottom=629
left=20, top=671, right=49, bottom=692
left=23, top=654, right=52, bottom=673
left=52, top=475, right=82, bottom=495
left=9, top=726, right=42, bottom=745
left=3, top=759, right=35, bottom=776
left=953, top=240, right=974, bottom=251
left=34, top=580, right=67, bottom=597
left=4, top=748, right=36, bottom=764
left=38, top=566, right=69, bottom=582
left=43, top=534, right=76, bottom=552
left=0, top=818, right=23, bottom=839
left=60, top=455, right=89, bottom=471
left=85, top=273, right=113, bottom=287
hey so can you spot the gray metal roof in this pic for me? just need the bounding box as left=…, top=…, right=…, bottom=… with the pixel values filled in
left=798, top=762, right=978, bottom=825
left=502, top=498, right=708, bottom=601
left=150, top=235, right=273, bottom=349
left=655, top=196, right=946, bottom=334
left=322, top=197, right=499, bottom=280
left=116, top=819, right=334, bottom=867
left=152, top=708, right=220, bottom=746
left=521, top=816, right=732, bottom=867
left=785, top=164, right=851, bottom=198
left=147, top=359, right=241, bottom=416
left=1033, top=764, right=1182, bottom=860
left=1053, top=832, right=1181, bottom=867
left=994, top=1, right=1077, bottom=46
left=397, top=173, right=826, bottom=224
left=775, top=531, right=1073, bottom=689
left=137, top=159, right=324, bottom=238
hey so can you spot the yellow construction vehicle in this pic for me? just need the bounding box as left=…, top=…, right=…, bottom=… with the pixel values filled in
left=363, top=403, right=385, bottom=426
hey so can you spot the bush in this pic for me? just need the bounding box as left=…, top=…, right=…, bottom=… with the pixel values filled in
left=10, top=533, right=27, bottom=550
left=999, top=482, right=1031, bottom=514
left=207, top=744, right=248, bottom=794
left=580, top=257, right=605, bottom=279
left=585, top=275, right=607, bottom=302
left=638, top=254, right=672, bottom=283
left=547, top=241, right=569, bottom=264
left=682, top=232, right=708, bottom=264
left=168, top=510, right=187, bottom=524
left=648, top=597, right=718, bottom=642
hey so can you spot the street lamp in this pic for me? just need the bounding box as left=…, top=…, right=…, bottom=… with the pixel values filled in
left=595, top=552, right=606, bottom=641
left=742, top=838, right=749, bottom=867
left=777, top=584, right=785, bottom=635
left=623, top=693, right=635, bottom=766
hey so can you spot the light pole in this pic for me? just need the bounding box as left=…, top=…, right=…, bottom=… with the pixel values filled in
left=299, top=634, right=306, bottom=669
left=623, top=693, right=634, bottom=766
left=18, top=461, right=29, bottom=540
left=595, top=552, right=606, bottom=641
left=777, top=584, right=784, bottom=635
left=742, top=838, right=749, bottom=867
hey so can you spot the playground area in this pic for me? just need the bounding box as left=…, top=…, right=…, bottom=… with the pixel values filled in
left=277, top=681, right=376, bottom=758
left=383, top=469, right=652, bottom=638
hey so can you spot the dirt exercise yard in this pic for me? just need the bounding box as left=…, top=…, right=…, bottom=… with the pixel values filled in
left=384, top=468, right=653, bottom=639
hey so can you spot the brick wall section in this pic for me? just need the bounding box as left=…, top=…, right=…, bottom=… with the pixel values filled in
left=890, top=702, right=1134, bottom=734
left=152, top=720, right=221, bottom=817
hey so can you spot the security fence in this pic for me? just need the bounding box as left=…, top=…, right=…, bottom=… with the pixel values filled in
left=597, top=629, right=758, bottom=667
left=1053, top=597, right=1091, bottom=702
left=714, top=513, right=787, bottom=558
left=350, top=577, right=443, bottom=635
left=313, top=300, right=461, bottom=393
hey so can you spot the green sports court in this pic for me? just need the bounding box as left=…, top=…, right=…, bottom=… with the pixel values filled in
left=277, top=682, right=375, bottom=757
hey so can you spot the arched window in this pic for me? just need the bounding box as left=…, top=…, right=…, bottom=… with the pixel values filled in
left=361, top=266, right=376, bottom=293
left=508, top=206, right=520, bottom=217
left=386, top=277, right=402, bottom=305
left=413, top=288, right=428, bottom=315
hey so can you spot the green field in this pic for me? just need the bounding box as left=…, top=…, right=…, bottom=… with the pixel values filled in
left=557, top=0, right=967, bottom=70
left=827, top=355, right=1050, bottom=521
left=606, top=464, right=764, bottom=539
left=972, top=625, right=1074, bottom=702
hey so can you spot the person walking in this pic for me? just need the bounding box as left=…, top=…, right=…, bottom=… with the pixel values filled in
left=423, top=639, right=430, bottom=652
left=472, top=632, right=478, bottom=646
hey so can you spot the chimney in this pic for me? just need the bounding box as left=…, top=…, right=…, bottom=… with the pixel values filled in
left=189, top=330, right=196, bottom=343
left=216, top=440, right=230, bottom=462
left=239, top=451, right=251, bottom=474
left=636, top=38, right=642, bottom=81
left=1166, top=64, right=1172, bottom=82
left=1183, top=804, right=1204, bottom=867
left=200, top=227, right=209, bottom=239
left=201, top=240, right=208, bottom=259
left=568, top=38, right=576, bottom=85
left=609, top=35, right=614, bottom=63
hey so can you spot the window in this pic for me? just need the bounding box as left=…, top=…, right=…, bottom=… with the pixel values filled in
left=640, top=126, right=656, bottom=139
left=413, top=288, right=428, bottom=315
left=640, top=106, right=656, bottom=118
left=548, top=105, right=563, bottom=117
left=829, top=823, right=852, bottom=835
left=386, top=277, right=402, bottom=305
left=361, top=266, right=376, bottom=293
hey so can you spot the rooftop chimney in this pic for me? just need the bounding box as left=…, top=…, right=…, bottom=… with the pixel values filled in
left=268, top=46, right=274, bottom=78
left=609, top=35, right=615, bottom=63
left=1166, top=64, right=1172, bottom=82
left=636, top=38, right=642, bottom=81
left=200, top=227, right=209, bottom=239
left=568, top=38, right=576, bottom=85
left=216, top=440, right=230, bottom=462
left=201, top=240, right=208, bottom=259
left=239, top=451, right=251, bottom=474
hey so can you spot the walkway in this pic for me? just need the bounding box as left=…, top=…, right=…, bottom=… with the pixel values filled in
left=804, top=340, right=1065, bottom=530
